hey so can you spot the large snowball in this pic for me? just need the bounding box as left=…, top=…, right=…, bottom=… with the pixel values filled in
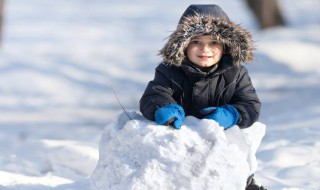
left=90, top=112, right=266, bottom=190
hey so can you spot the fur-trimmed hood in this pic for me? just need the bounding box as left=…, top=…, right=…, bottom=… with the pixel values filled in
left=159, top=5, right=254, bottom=67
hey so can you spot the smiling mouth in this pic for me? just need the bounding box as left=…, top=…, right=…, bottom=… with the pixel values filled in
left=198, top=56, right=213, bottom=59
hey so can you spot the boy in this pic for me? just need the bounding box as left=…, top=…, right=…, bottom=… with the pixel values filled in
left=140, top=4, right=265, bottom=190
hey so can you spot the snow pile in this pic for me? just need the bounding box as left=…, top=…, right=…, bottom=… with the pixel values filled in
left=90, top=112, right=266, bottom=190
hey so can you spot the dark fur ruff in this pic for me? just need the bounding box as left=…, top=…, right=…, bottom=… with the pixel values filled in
left=159, top=14, right=254, bottom=66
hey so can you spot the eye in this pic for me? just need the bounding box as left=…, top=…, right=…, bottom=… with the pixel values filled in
left=190, top=40, right=200, bottom=45
left=209, top=41, right=219, bottom=45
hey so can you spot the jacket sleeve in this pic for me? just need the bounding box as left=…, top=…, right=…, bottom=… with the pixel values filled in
left=139, top=63, right=177, bottom=121
left=230, top=66, right=261, bottom=128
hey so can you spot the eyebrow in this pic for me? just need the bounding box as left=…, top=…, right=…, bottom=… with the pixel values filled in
left=191, top=36, right=219, bottom=40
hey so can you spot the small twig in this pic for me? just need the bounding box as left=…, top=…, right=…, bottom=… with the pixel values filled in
left=101, top=72, right=132, bottom=120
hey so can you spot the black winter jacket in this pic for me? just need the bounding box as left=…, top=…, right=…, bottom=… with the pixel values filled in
left=140, top=59, right=261, bottom=128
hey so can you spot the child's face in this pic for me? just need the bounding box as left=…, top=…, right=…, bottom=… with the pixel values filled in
left=186, top=35, right=223, bottom=67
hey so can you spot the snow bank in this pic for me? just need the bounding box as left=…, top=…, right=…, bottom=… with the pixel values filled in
left=90, top=112, right=266, bottom=190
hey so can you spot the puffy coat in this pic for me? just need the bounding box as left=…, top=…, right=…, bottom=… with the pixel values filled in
left=140, top=56, right=261, bottom=128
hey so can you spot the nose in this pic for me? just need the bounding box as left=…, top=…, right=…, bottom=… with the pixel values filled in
left=200, top=43, right=210, bottom=50
left=199, top=43, right=212, bottom=52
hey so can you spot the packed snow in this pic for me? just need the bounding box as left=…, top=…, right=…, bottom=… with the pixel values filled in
left=0, top=0, right=320, bottom=190
left=90, top=112, right=265, bottom=190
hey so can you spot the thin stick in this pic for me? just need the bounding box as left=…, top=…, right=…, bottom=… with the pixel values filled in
left=102, top=72, right=132, bottom=120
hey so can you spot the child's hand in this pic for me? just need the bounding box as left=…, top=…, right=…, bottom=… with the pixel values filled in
left=200, top=104, right=239, bottom=129
left=155, top=104, right=185, bottom=129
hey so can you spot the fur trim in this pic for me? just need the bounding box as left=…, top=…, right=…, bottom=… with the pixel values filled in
left=159, top=14, right=254, bottom=66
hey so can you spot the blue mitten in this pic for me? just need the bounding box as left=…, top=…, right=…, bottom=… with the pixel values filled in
left=155, top=104, right=185, bottom=129
left=200, top=104, right=239, bottom=129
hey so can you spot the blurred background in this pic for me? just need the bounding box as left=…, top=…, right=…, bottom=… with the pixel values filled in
left=0, top=0, right=319, bottom=127
left=0, top=0, right=319, bottom=189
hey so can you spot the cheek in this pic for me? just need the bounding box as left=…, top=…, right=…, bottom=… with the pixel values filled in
left=213, top=46, right=224, bottom=55
left=216, top=48, right=223, bottom=55
left=186, top=46, right=196, bottom=57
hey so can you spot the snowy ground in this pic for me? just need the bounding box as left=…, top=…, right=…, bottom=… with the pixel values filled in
left=0, top=0, right=319, bottom=189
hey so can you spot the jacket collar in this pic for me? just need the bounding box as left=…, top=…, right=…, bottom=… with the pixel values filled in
left=180, top=55, right=236, bottom=80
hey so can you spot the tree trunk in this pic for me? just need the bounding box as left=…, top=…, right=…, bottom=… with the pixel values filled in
left=245, top=0, right=285, bottom=29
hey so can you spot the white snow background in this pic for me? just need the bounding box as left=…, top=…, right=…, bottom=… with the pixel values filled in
left=0, top=0, right=319, bottom=189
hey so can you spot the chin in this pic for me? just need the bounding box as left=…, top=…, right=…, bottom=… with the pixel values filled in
left=201, top=63, right=216, bottom=67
